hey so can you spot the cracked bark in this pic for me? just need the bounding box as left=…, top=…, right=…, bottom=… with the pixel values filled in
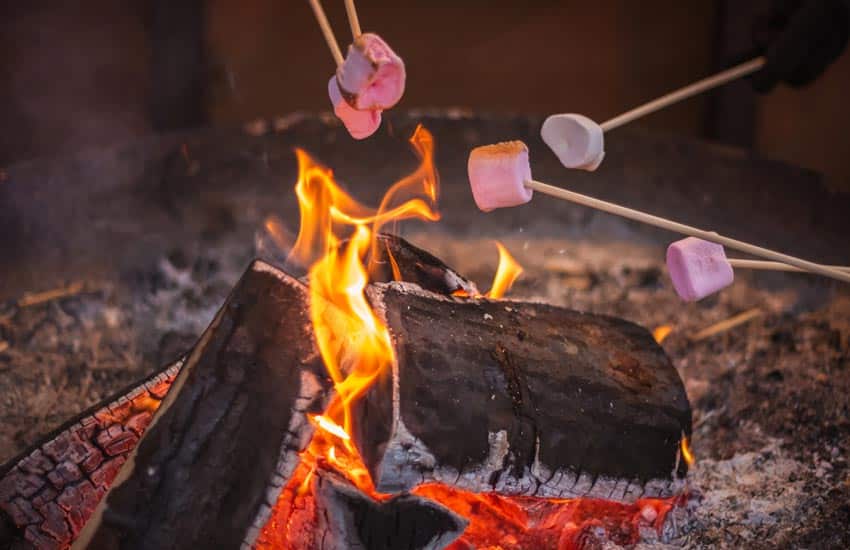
left=356, top=282, right=692, bottom=502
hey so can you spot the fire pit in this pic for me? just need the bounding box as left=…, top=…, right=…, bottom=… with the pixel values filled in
left=1, top=112, right=848, bottom=548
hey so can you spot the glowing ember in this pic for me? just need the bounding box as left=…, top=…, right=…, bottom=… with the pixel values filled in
left=653, top=324, right=674, bottom=344
left=255, top=126, right=683, bottom=549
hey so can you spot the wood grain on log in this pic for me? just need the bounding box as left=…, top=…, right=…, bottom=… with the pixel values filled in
left=0, top=362, right=181, bottom=549
left=313, top=466, right=467, bottom=550
left=356, top=282, right=692, bottom=503
left=75, top=261, right=332, bottom=550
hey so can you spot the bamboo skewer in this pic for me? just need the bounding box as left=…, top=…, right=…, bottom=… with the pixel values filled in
left=344, top=0, right=362, bottom=38
left=308, top=0, right=344, bottom=67
left=599, top=57, right=766, bottom=132
left=728, top=259, right=850, bottom=274
left=523, top=179, right=850, bottom=284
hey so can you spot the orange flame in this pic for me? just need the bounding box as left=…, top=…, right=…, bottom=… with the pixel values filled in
left=681, top=436, right=695, bottom=466
left=653, top=324, right=674, bottom=344
left=487, top=242, right=524, bottom=298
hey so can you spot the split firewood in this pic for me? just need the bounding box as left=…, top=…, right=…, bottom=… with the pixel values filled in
left=0, top=362, right=181, bottom=548
left=356, top=282, right=692, bottom=502
left=74, top=262, right=333, bottom=550
left=313, top=466, right=467, bottom=550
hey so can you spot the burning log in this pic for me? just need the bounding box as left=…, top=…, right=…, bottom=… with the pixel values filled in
left=0, top=362, right=181, bottom=548
left=355, top=282, right=692, bottom=502
left=74, top=261, right=333, bottom=549
left=313, top=466, right=467, bottom=550
left=368, top=233, right=478, bottom=296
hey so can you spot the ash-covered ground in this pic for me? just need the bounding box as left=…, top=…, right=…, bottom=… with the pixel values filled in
left=1, top=231, right=847, bottom=549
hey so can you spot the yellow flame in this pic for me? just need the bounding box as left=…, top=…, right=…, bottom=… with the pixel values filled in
left=486, top=242, right=523, bottom=299
left=653, top=325, right=673, bottom=344
left=290, top=125, right=439, bottom=462
left=311, top=414, right=351, bottom=441
left=681, top=436, right=695, bottom=466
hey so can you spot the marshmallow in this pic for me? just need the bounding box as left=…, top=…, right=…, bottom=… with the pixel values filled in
left=666, top=237, right=734, bottom=302
left=468, top=141, right=533, bottom=212
left=337, top=33, right=406, bottom=110
left=328, top=76, right=382, bottom=140
left=541, top=114, right=605, bottom=171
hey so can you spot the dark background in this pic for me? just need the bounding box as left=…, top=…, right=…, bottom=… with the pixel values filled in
left=1, top=0, right=849, bottom=187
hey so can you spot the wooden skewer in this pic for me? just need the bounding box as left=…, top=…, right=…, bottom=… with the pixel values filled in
left=728, top=259, right=850, bottom=274
left=523, top=179, right=850, bottom=284
left=599, top=57, right=766, bottom=132
left=344, top=0, right=362, bottom=38
left=308, top=0, right=344, bottom=67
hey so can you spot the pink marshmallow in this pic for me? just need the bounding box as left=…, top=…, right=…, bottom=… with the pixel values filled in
left=468, top=141, right=533, bottom=212
left=327, top=76, right=382, bottom=140
left=336, top=33, right=406, bottom=110
left=666, top=237, right=734, bottom=302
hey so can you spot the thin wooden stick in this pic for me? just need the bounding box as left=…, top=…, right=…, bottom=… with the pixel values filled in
left=599, top=57, right=766, bottom=132
left=344, top=0, right=362, bottom=38
left=308, top=0, right=344, bottom=67
left=690, top=308, right=763, bottom=342
left=524, top=179, right=850, bottom=284
left=18, top=281, right=85, bottom=308
left=728, top=259, right=850, bottom=273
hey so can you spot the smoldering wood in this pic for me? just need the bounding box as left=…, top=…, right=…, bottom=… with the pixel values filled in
left=367, top=233, right=478, bottom=296
left=356, top=282, right=692, bottom=503
left=0, top=362, right=181, bottom=549
left=313, top=466, right=467, bottom=550
left=76, top=261, right=333, bottom=550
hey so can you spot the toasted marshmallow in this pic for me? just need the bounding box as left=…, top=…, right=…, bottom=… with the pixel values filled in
left=328, top=76, right=381, bottom=140
left=666, top=237, right=734, bottom=302
left=336, top=33, right=406, bottom=110
left=541, top=114, right=605, bottom=171
left=468, top=141, right=533, bottom=212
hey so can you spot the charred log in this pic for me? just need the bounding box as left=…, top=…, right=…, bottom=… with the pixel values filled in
left=0, top=362, right=181, bottom=549
left=356, top=282, right=692, bottom=503
left=75, top=261, right=332, bottom=550
left=367, top=234, right=478, bottom=297
left=313, top=467, right=467, bottom=550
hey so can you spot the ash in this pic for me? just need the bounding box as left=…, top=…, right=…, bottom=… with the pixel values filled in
left=1, top=231, right=848, bottom=549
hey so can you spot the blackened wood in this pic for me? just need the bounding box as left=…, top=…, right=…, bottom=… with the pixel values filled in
left=313, top=467, right=467, bottom=550
left=368, top=233, right=478, bottom=296
left=0, top=362, right=181, bottom=549
left=357, top=283, right=692, bottom=503
left=75, top=261, right=332, bottom=550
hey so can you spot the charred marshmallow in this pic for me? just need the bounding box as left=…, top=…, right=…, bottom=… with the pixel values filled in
left=327, top=76, right=381, bottom=140
left=666, top=237, right=734, bottom=302
left=468, top=141, right=533, bottom=212
left=541, top=114, right=605, bottom=171
left=336, top=33, right=406, bottom=111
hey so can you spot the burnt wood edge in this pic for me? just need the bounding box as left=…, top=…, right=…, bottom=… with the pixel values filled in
left=361, top=282, right=692, bottom=503
left=0, top=361, right=184, bottom=480
left=73, top=260, right=330, bottom=549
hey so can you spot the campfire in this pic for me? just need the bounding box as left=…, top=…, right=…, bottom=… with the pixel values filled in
left=0, top=125, right=694, bottom=549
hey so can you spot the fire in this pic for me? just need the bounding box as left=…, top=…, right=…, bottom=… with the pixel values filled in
left=256, top=126, right=683, bottom=549
left=681, top=435, right=695, bottom=466
left=487, top=242, right=524, bottom=298
left=653, top=324, right=674, bottom=344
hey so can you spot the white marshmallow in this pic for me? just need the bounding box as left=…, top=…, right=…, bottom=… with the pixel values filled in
left=327, top=76, right=382, bottom=140
left=337, top=33, right=406, bottom=111
left=666, top=237, right=735, bottom=302
left=467, top=141, right=533, bottom=212
left=541, top=114, right=605, bottom=171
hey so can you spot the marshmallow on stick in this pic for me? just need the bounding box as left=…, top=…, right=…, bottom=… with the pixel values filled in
left=666, top=238, right=734, bottom=301
left=328, top=76, right=382, bottom=140
left=337, top=33, right=406, bottom=111
left=466, top=141, right=850, bottom=285
left=542, top=58, right=766, bottom=172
